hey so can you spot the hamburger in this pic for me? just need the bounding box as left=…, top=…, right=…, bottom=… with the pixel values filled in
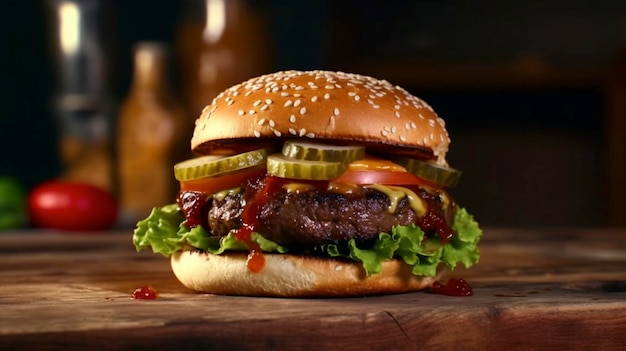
left=133, top=70, right=481, bottom=297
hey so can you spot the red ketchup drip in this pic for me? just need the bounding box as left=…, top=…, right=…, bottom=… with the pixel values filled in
left=432, top=278, right=473, bottom=297
left=177, top=191, right=209, bottom=229
left=418, top=189, right=456, bottom=244
left=233, top=176, right=282, bottom=273
left=418, top=200, right=455, bottom=243
left=131, top=286, right=159, bottom=300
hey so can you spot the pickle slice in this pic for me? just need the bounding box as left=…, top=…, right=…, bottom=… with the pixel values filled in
left=174, top=149, right=268, bottom=181
left=394, top=157, right=462, bottom=188
left=267, top=154, right=348, bottom=180
left=282, top=141, right=365, bottom=163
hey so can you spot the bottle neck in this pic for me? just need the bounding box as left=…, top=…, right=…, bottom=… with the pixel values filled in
left=130, top=43, right=171, bottom=96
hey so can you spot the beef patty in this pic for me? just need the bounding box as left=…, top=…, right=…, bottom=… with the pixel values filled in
left=204, top=184, right=453, bottom=247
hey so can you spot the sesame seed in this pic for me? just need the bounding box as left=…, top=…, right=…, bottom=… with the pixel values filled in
left=289, top=115, right=296, bottom=123
left=325, top=84, right=335, bottom=89
left=232, top=91, right=239, bottom=96
left=333, top=107, right=340, bottom=116
left=284, top=100, right=293, bottom=107
left=311, top=96, right=318, bottom=102
left=257, top=118, right=266, bottom=125
left=266, top=99, right=273, bottom=105
left=348, top=92, right=356, bottom=96
left=335, top=84, right=341, bottom=89
left=305, top=132, right=315, bottom=138
left=382, top=130, right=389, bottom=137
left=254, top=130, right=261, bottom=137
left=299, top=128, right=306, bottom=136
left=391, top=126, right=397, bottom=133
left=324, top=93, right=331, bottom=100
left=227, top=100, right=235, bottom=106
left=400, top=135, right=407, bottom=142
left=269, top=119, right=276, bottom=127
left=354, top=95, right=361, bottom=101
left=429, top=133, right=434, bottom=140
left=260, top=104, right=269, bottom=111
left=271, top=86, right=279, bottom=93
left=281, top=92, right=289, bottom=97
left=418, top=113, right=424, bottom=119
left=238, top=110, right=245, bottom=116
left=295, top=86, right=304, bottom=90
left=394, top=105, right=401, bottom=110
left=293, top=93, right=301, bottom=97
left=249, top=110, right=256, bottom=115
left=394, top=111, right=400, bottom=118
left=294, top=99, right=301, bottom=107
left=428, top=120, right=436, bottom=127
left=274, top=130, right=282, bottom=137
left=300, top=107, right=306, bottom=115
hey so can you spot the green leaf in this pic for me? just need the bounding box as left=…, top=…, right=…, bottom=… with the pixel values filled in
left=133, top=204, right=187, bottom=256
left=133, top=203, right=482, bottom=279
left=442, top=207, right=482, bottom=270
left=132, top=204, right=289, bottom=256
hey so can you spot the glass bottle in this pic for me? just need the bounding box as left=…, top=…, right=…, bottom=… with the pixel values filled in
left=177, top=0, right=272, bottom=117
left=117, top=42, right=190, bottom=225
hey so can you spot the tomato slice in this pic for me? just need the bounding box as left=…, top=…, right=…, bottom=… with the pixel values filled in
left=179, top=165, right=266, bottom=194
left=332, top=170, right=435, bottom=187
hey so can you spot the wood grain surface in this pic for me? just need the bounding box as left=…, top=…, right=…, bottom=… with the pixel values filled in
left=1, top=228, right=625, bottom=350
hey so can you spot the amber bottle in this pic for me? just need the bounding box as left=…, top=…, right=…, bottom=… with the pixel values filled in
left=117, top=42, right=190, bottom=224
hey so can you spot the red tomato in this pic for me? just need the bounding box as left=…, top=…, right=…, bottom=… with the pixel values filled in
left=28, top=181, right=118, bottom=231
left=179, top=166, right=266, bottom=194
left=332, top=170, right=434, bottom=187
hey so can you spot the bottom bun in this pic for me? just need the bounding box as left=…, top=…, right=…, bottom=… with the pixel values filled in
left=171, top=250, right=446, bottom=297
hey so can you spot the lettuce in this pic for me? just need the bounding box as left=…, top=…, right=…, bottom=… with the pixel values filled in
left=133, top=204, right=482, bottom=277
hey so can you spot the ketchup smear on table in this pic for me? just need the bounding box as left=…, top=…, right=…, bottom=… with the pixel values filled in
left=431, top=278, right=473, bottom=296
left=131, top=286, right=159, bottom=300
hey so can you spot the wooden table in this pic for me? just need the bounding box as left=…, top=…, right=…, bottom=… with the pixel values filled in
left=1, top=228, right=625, bottom=350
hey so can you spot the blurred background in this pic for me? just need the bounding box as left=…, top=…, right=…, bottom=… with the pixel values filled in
left=1, top=0, right=625, bottom=228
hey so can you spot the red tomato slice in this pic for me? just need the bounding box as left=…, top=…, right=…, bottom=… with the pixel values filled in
left=179, top=166, right=266, bottom=194
left=332, top=170, right=434, bottom=187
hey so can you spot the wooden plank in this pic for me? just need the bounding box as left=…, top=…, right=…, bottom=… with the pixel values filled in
left=0, top=229, right=625, bottom=350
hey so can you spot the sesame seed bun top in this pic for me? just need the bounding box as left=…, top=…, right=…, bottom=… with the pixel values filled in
left=191, top=70, right=451, bottom=164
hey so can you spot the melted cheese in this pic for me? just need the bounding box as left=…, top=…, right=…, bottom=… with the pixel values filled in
left=212, top=187, right=241, bottom=201
left=348, top=156, right=406, bottom=172
left=365, top=184, right=427, bottom=217
left=282, top=183, right=315, bottom=194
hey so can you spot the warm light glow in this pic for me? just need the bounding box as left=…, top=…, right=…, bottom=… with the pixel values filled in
left=59, top=1, right=80, bottom=55
left=203, top=0, right=226, bottom=44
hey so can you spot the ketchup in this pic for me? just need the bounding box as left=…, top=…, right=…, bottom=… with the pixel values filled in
left=231, top=176, right=282, bottom=272
left=177, top=191, right=209, bottom=229
left=415, top=187, right=456, bottom=244
left=131, top=286, right=159, bottom=300
left=431, top=278, right=473, bottom=297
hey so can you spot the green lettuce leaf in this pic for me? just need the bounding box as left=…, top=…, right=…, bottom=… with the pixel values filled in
left=132, top=204, right=288, bottom=256
left=133, top=204, right=482, bottom=278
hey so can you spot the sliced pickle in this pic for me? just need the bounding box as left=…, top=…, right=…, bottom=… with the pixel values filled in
left=282, top=141, right=365, bottom=163
left=394, top=157, right=462, bottom=188
left=267, top=154, right=348, bottom=180
left=174, top=149, right=268, bottom=181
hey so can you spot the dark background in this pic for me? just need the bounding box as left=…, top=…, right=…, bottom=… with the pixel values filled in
left=2, top=0, right=625, bottom=227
